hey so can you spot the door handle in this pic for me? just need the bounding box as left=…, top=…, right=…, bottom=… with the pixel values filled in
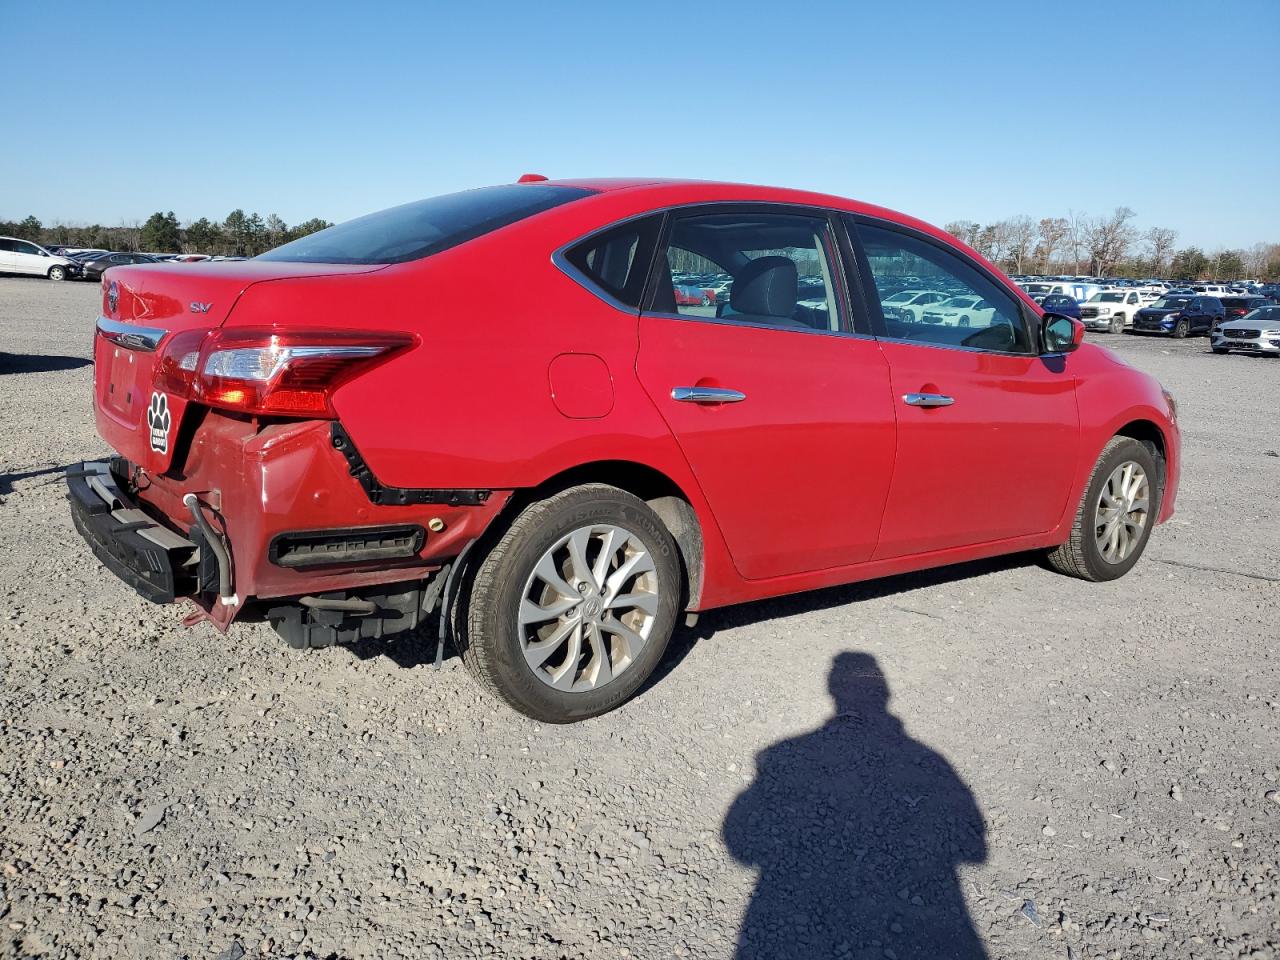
left=903, top=392, right=955, bottom=408
left=671, top=386, right=747, bottom=404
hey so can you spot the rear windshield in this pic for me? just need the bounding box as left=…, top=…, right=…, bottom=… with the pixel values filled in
left=258, top=184, right=592, bottom=265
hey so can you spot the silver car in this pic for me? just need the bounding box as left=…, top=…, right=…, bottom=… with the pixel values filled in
left=1211, top=305, right=1280, bottom=356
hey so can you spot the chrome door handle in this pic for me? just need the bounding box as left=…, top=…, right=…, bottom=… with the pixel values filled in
left=903, top=392, right=955, bottom=408
left=671, top=386, right=747, bottom=404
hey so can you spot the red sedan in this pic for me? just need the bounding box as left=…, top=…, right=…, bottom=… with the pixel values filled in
left=70, top=178, right=1180, bottom=722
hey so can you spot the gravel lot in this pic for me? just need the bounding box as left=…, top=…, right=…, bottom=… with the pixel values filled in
left=1, top=276, right=1278, bottom=960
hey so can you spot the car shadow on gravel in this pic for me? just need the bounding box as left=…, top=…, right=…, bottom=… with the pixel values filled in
left=0, top=352, right=92, bottom=374
left=643, top=552, right=1036, bottom=696
left=724, top=652, right=988, bottom=959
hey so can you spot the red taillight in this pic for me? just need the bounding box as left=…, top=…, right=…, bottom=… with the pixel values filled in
left=154, top=327, right=414, bottom=418
left=155, top=328, right=212, bottom=393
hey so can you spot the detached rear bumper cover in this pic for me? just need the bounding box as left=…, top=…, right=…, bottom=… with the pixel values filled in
left=67, top=460, right=196, bottom=603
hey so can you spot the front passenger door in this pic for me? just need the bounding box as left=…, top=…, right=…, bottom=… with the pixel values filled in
left=851, top=218, right=1080, bottom=559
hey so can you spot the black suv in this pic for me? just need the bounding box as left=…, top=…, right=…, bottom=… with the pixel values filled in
left=1131, top=295, right=1225, bottom=338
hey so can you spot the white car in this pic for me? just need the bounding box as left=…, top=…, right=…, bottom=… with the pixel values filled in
left=0, top=236, right=79, bottom=281
left=920, top=295, right=996, bottom=327
left=1211, top=305, right=1280, bottom=356
left=1079, top=290, right=1147, bottom=333
left=881, top=289, right=947, bottom=323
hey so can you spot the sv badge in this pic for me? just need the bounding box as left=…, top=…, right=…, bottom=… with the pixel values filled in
left=190, top=301, right=212, bottom=314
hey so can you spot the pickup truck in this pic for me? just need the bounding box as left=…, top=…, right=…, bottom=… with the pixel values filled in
left=1080, top=290, right=1148, bottom=334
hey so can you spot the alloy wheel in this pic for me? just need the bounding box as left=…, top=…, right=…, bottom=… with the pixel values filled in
left=1094, top=461, right=1149, bottom=564
left=517, top=524, right=660, bottom=692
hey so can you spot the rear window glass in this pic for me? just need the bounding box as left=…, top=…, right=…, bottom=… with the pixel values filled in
left=258, top=184, right=592, bottom=265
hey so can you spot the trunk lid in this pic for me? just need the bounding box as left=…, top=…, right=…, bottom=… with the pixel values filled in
left=95, top=261, right=386, bottom=474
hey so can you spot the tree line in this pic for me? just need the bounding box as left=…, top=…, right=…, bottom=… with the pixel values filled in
left=942, top=209, right=1280, bottom=282
left=0, top=210, right=333, bottom=258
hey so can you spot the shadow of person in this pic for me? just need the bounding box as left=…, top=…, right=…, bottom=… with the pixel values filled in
left=724, top=652, right=987, bottom=960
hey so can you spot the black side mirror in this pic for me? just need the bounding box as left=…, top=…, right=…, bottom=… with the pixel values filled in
left=1042, top=312, right=1083, bottom=355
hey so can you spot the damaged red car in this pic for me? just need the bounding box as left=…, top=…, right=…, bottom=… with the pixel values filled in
left=69, top=178, right=1180, bottom=722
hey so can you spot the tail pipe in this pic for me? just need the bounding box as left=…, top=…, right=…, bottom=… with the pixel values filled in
left=183, top=493, right=235, bottom=605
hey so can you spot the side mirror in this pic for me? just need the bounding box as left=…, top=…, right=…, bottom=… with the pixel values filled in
left=1042, top=312, right=1084, bottom=355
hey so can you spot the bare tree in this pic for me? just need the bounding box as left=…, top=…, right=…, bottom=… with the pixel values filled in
left=1084, top=207, right=1137, bottom=275
left=1002, top=216, right=1036, bottom=274
left=1066, top=210, right=1088, bottom=274
left=1035, top=217, right=1069, bottom=273
left=1144, top=227, right=1177, bottom=275
left=943, top=221, right=982, bottom=249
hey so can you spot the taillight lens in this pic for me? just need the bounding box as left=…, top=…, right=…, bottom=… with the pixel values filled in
left=153, top=327, right=414, bottom=418
left=155, top=328, right=211, bottom=393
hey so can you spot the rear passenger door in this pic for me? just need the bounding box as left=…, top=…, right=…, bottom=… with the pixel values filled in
left=635, top=207, right=897, bottom=580
left=848, top=217, right=1079, bottom=559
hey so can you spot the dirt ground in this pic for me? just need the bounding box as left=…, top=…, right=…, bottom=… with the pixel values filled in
left=1, top=276, right=1277, bottom=960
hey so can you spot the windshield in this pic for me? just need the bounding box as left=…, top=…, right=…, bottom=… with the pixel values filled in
left=1240, top=306, right=1280, bottom=323
left=1151, top=297, right=1192, bottom=309
left=941, top=297, right=979, bottom=308
left=1092, top=292, right=1124, bottom=303
left=259, top=184, right=592, bottom=265
left=883, top=292, right=915, bottom=303
left=1026, top=284, right=1052, bottom=294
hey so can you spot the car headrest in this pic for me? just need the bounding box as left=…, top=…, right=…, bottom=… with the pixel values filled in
left=730, top=257, right=797, bottom=318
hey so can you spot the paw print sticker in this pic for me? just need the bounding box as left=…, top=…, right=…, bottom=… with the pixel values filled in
left=147, top=391, right=171, bottom=454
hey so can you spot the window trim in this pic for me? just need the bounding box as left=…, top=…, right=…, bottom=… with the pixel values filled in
left=637, top=201, right=870, bottom=341
left=845, top=213, right=1043, bottom=358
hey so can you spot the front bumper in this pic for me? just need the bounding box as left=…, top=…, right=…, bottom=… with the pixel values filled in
left=1210, top=331, right=1280, bottom=354
left=67, top=460, right=197, bottom=603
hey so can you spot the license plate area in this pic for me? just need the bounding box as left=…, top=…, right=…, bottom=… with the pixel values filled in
left=104, top=346, right=142, bottom=419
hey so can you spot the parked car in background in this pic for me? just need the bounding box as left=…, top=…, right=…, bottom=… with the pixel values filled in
left=66, top=178, right=1181, bottom=723
left=920, top=295, right=997, bottom=327
left=1040, top=293, right=1081, bottom=320
left=170, top=254, right=212, bottom=263
left=881, top=289, right=947, bottom=322
left=79, top=252, right=162, bottom=281
left=1210, top=305, right=1280, bottom=356
left=1131, top=295, right=1224, bottom=338
left=0, top=236, right=81, bottom=280
left=1217, top=296, right=1270, bottom=329
left=1081, top=290, right=1146, bottom=334
left=67, top=249, right=110, bottom=263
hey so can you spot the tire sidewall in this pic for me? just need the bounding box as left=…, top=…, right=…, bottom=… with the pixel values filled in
left=1079, top=440, right=1161, bottom=581
left=467, top=488, right=681, bottom=723
left=48, top=266, right=65, bottom=281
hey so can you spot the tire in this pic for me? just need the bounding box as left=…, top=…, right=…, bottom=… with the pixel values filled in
left=958, top=315, right=970, bottom=327
left=47, top=265, right=66, bottom=281
left=1109, top=315, right=1124, bottom=334
left=1173, top=318, right=1190, bottom=338
left=701, top=294, right=713, bottom=306
left=456, top=484, right=682, bottom=723
left=1045, top=436, right=1161, bottom=582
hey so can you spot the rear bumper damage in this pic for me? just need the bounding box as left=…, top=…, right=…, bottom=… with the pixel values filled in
left=67, top=414, right=510, bottom=643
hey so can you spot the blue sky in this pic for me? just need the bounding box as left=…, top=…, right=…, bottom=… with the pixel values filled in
left=3, top=0, right=1277, bottom=250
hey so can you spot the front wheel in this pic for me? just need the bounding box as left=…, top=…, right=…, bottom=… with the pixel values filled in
left=1109, top=315, right=1124, bottom=334
left=1045, top=436, right=1160, bottom=582
left=48, top=265, right=67, bottom=281
left=1173, top=318, right=1190, bottom=338
left=457, top=484, right=681, bottom=722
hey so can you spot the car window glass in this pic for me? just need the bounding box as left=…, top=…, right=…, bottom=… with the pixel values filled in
left=651, top=211, right=842, bottom=333
left=853, top=220, right=1032, bottom=354
left=15, top=241, right=39, bottom=255
left=563, top=216, right=661, bottom=308
left=0, top=239, right=15, bottom=253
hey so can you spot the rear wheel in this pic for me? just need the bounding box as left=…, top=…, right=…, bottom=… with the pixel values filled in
left=1173, top=318, right=1190, bottom=338
left=1046, top=436, right=1160, bottom=582
left=457, top=484, right=681, bottom=722
left=47, top=265, right=66, bottom=281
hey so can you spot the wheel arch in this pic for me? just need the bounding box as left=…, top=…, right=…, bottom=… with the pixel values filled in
left=497, top=459, right=706, bottom=610
left=1114, top=418, right=1168, bottom=496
